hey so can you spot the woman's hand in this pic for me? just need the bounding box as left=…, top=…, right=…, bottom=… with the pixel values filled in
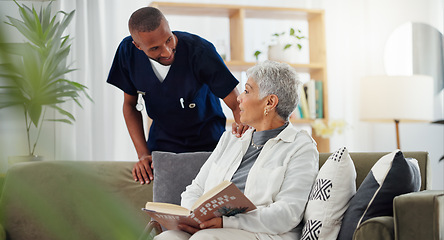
left=178, top=217, right=223, bottom=234
left=200, top=217, right=223, bottom=229
left=178, top=223, right=200, bottom=235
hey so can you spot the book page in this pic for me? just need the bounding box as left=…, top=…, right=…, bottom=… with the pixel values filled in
left=144, top=202, right=190, bottom=216
left=143, top=210, right=200, bottom=230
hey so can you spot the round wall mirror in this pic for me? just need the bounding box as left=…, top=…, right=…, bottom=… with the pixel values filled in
left=384, top=22, right=444, bottom=119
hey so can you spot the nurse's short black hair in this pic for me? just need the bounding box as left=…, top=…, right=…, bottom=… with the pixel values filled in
left=128, top=7, right=166, bottom=33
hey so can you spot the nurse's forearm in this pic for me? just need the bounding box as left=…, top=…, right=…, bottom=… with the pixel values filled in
left=123, top=102, right=150, bottom=157
left=223, top=88, right=241, bottom=124
left=223, top=88, right=249, bottom=137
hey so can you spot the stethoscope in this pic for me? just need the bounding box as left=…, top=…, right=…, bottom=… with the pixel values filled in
left=136, top=91, right=145, bottom=111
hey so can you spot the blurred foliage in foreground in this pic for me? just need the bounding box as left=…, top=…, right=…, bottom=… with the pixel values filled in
left=0, top=162, right=154, bottom=240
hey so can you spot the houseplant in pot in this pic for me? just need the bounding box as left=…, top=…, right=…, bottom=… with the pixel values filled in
left=0, top=1, right=91, bottom=165
left=254, top=27, right=307, bottom=63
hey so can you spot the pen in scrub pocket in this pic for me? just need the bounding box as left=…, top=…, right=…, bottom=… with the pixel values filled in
left=180, top=98, right=185, bottom=108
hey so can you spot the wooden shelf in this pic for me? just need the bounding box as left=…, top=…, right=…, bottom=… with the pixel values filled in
left=150, top=2, right=323, bottom=19
left=150, top=2, right=330, bottom=152
left=150, top=2, right=238, bottom=17
left=225, top=61, right=324, bottom=73
left=226, top=118, right=324, bottom=125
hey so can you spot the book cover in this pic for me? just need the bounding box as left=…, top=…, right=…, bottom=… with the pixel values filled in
left=292, top=106, right=302, bottom=119
left=297, top=105, right=303, bottom=119
left=299, top=86, right=310, bottom=119
left=142, top=181, right=256, bottom=230
left=315, top=80, right=323, bottom=118
left=306, top=80, right=317, bottom=119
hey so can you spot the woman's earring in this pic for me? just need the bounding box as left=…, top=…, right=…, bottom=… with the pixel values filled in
left=264, top=109, right=268, bottom=116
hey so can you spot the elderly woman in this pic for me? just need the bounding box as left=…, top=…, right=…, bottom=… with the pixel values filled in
left=154, top=60, right=319, bottom=240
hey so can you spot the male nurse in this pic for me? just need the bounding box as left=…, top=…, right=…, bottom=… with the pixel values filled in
left=107, top=7, right=248, bottom=184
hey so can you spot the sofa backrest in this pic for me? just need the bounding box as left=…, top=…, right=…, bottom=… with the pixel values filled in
left=319, top=151, right=429, bottom=190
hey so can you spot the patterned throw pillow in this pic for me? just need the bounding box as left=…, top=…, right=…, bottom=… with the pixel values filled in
left=337, top=150, right=421, bottom=240
left=301, top=147, right=357, bottom=240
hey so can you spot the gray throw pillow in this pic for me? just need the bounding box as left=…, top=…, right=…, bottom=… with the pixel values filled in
left=337, top=150, right=421, bottom=240
left=152, top=151, right=212, bottom=205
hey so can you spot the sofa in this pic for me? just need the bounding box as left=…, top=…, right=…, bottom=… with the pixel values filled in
left=0, top=151, right=442, bottom=240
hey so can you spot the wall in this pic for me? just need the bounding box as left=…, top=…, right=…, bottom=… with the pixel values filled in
left=324, top=0, right=443, bottom=189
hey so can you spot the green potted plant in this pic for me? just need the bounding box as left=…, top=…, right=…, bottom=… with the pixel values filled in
left=0, top=1, right=91, bottom=164
left=254, top=27, right=306, bottom=63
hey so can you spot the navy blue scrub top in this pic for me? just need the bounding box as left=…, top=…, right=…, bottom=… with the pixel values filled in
left=107, top=31, right=239, bottom=153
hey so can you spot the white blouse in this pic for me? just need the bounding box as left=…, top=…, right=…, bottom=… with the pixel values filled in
left=181, top=124, right=319, bottom=239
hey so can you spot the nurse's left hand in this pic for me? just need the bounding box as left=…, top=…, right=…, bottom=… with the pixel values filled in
left=232, top=122, right=249, bottom=138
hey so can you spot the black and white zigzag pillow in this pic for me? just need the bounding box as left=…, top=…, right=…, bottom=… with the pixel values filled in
left=301, top=220, right=322, bottom=240
left=302, top=147, right=357, bottom=240
left=309, top=178, right=333, bottom=201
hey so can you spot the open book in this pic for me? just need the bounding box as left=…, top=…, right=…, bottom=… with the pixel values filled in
left=142, top=180, right=256, bottom=230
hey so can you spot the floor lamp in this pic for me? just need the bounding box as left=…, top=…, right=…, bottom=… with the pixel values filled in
left=360, top=75, right=434, bottom=149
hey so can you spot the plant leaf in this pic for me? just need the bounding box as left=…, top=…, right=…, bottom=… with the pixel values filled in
left=32, top=5, right=44, bottom=41
left=53, top=105, right=75, bottom=121
left=46, top=119, right=73, bottom=124
left=54, top=10, right=75, bottom=40
left=0, top=42, right=29, bottom=56
left=16, top=1, right=34, bottom=31
left=253, top=50, right=261, bottom=61
left=28, top=103, right=42, bottom=127
left=40, top=1, right=52, bottom=35
left=6, top=17, right=41, bottom=46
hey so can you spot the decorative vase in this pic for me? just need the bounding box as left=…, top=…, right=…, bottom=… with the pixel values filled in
left=8, top=155, right=43, bottom=168
left=267, top=44, right=306, bottom=63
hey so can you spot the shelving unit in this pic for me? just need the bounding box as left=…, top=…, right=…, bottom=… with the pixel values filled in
left=149, top=2, right=330, bottom=152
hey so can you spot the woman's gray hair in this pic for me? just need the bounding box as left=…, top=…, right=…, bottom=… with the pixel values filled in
left=246, top=60, right=302, bottom=120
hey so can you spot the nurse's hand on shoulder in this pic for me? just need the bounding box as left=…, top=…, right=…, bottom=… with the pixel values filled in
left=132, top=154, right=154, bottom=184
left=232, top=122, right=250, bottom=138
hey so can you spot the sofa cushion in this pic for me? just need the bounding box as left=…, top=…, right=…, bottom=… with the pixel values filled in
left=302, top=147, right=357, bottom=240
left=0, top=161, right=152, bottom=240
left=353, top=216, right=395, bottom=240
left=337, top=150, right=421, bottom=240
left=152, top=151, right=211, bottom=205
